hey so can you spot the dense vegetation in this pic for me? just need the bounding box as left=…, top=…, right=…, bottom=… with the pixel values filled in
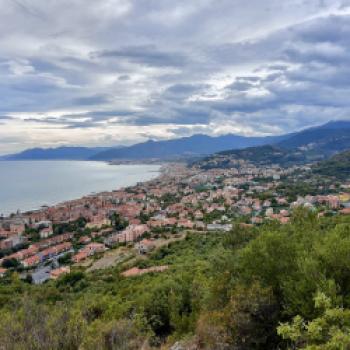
left=193, top=145, right=308, bottom=169
left=313, top=150, right=350, bottom=179
left=1, top=210, right=350, bottom=349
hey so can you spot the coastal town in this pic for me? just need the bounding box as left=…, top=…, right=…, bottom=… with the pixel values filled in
left=1, top=161, right=350, bottom=283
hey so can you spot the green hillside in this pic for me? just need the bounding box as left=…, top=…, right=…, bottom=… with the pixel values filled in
left=2, top=212, right=350, bottom=348
left=313, top=150, right=350, bottom=179
left=193, top=145, right=306, bottom=169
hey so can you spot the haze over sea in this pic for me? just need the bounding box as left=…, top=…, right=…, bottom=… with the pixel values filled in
left=0, top=161, right=160, bottom=216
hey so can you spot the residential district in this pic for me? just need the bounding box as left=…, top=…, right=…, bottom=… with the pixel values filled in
left=1, top=161, right=350, bottom=283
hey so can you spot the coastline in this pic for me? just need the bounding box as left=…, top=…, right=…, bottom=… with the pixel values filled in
left=0, top=161, right=165, bottom=218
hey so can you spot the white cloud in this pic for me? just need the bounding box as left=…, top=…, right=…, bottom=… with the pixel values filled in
left=0, top=0, right=350, bottom=153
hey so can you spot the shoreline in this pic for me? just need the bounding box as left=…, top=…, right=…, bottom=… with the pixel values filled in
left=0, top=162, right=166, bottom=218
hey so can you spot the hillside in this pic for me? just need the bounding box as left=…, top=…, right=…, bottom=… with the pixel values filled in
left=278, top=120, right=350, bottom=156
left=193, top=120, right=350, bottom=169
left=313, top=150, right=350, bottom=179
left=2, top=214, right=350, bottom=348
left=193, top=145, right=306, bottom=169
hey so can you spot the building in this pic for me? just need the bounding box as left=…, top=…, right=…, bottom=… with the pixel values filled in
left=22, top=255, right=40, bottom=268
left=50, top=266, right=70, bottom=279
left=136, top=239, right=155, bottom=254
left=207, top=223, right=232, bottom=232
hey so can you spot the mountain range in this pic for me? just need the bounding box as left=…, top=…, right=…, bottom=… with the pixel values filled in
left=0, top=146, right=109, bottom=161
left=193, top=120, right=350, bottom=169
left=1, top=120, right=350, bottom=161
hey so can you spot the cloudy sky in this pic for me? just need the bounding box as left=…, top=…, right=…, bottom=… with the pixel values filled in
left=1, top=0, right=350, bottom=154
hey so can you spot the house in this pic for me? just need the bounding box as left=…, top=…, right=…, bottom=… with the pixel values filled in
left=0, top=238, right=14, bottom=250
left=79, top=236, right=91, bottom=244
left=136, top=239, right=155, bottom=254
left=177, top=219, right=194, bottom=229
left=207, top=223, right=232, bottom=232
left=39, top=227, right=53, bottom=239
left=85, top=217, right=111, bottom=229
left=72, top=251, right=89, bottom=263
left=50, top=266, right=70, bottom=279
left=118, top=225, right=149, bottom=243
left=31, top=266, right=51, bottom=284
left=83, top=242, right=106, bottom=256
left=22, top=255, right=40, bottom=268
left=0, top=234, right=23, bottom=250
left=340, top=208, right=350, bottom=215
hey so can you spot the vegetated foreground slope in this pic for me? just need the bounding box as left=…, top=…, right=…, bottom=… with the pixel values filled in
left=1, top=211, right=350, bottom=349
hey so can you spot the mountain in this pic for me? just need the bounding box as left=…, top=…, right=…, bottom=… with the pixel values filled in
left=90, top=120, right=350, bottom=161
left=192, top=120, right=350, bottom=169
left=1, top=146, right=111, bottom=160
left=278, top=120, right=350, bottom=156
left=192, top=145, right=307, bottom=169
left=3, top=120, right=350, bottom=161
left=89, top=134, right=288, bottom=161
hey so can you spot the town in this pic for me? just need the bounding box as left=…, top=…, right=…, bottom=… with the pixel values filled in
left=1, top=160, right=350, bottom=283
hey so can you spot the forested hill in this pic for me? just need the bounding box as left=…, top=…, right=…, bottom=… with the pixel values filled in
left=192, top=120, right=350, bottom=169
left=192, top=145, right=307, bottom=169
left=278, top=124, right=350, bottom=155
left=313, top=149, right=350, bottom=179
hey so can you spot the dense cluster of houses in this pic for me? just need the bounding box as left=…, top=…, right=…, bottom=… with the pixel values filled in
left=1, top=162, right=350, bottom=281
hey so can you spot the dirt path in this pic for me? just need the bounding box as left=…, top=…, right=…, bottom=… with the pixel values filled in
left=87, top=247, right=134, bottom=271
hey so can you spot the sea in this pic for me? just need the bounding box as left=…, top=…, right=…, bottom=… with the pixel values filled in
left=0, top=161, right=161, bottom=216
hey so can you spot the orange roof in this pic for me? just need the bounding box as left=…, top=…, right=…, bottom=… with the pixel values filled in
left=50, top=267, right=70, bottom=279
left=23, top=255, right=40, bottom=266
left=340, top=208, right=350, bottom=215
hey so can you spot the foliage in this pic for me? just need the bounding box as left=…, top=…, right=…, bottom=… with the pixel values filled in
left=313, top=150, right=350, bottom=180
left=278, top=292, right=350, bottom=349
left=1, top=212, right=350, bottom=348
left=109, top=213, right=128, bottom=231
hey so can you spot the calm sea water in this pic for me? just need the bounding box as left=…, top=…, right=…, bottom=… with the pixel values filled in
left=0, top=161, right=160, bottom=216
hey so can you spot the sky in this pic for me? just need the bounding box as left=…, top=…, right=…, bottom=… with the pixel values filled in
left=1, top=0, right=350, bottom=154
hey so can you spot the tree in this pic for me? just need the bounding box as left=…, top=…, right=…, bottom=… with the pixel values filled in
left=2, top=258, right=20, bottom=269
left=110, top=213, right=128, bottom=231
left=196, top=283, right=279, bottom=350
left=278, top=292, right=350, bottom=349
